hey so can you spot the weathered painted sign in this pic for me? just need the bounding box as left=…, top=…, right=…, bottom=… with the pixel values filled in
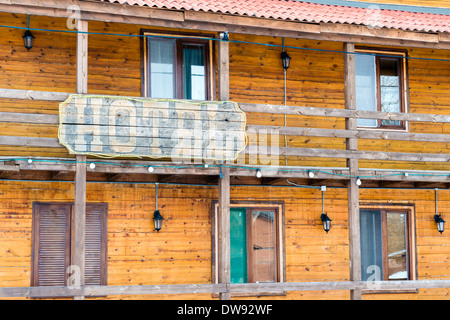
left=58, top=95, right=247, bottom=162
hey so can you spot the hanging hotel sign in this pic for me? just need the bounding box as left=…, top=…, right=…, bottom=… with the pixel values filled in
left=58, top=95, right=247, bottom=161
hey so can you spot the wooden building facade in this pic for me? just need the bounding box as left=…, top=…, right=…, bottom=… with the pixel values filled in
left=0, top=0, right=449, bottom=300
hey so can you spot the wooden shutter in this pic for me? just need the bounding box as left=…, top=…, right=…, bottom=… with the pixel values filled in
left=32, top=203, right=107, bottom=287
left=31, top=203, right=71, bottom=287
left=85, top=204, right=107, bottom=286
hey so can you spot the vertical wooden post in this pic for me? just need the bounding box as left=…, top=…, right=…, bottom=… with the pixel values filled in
left=218, top=167, right=231, bottom=300
left=76, top=20, right=88, bottom=94
left=74, top=155, right=86, bottom=300
left=218, top=34, right=229, bottom=101
left=217, top=35, right=231, bottom=300
left=73, top=19, right=88, bottom=300
left=344, top=42, right=362, bottom=300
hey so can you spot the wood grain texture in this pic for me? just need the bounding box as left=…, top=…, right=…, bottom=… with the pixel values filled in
left=0, top=14, right=449, bottom=170
left=0, top=181, right=449, bottom=299
left=58, top=95, right=246, bottom=161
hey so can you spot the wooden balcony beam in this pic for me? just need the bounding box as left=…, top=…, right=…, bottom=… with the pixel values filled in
left=248, top=146, right=450, bottom=163
left=1, top=280, right=450, bottom=298
left=1, top=92, right=450, bottom=124
left=1, top=158, right=450, bottom=183
left=241, top=103, right=450, bottom=124
left=248, top=124, right=450, bottom=144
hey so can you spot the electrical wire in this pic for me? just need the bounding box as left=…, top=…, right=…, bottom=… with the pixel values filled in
left=282, top=37, right=288, bottom=167
left=0, top=177, right=448, bottom=191
left=1, top=19, right=449, bottom=182
left=3, top=157, right=450, bottom=181
left=1, top=23, right=449, bottom=62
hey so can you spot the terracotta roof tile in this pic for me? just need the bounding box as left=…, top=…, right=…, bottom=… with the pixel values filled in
left=98, top=0, right=450, bottom=33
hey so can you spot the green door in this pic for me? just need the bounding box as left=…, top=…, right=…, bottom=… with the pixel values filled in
left=230, top=207, right=247, bottom=283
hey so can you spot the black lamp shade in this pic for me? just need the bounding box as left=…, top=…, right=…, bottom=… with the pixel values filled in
left=23, top=30, right=34, bottom=51
left=153, top=210, right=164, bottom=232
left=434, top=214, right=445, bottom=234
left=281, top=51, right=291, bottom=70
left=321, top=213, right=332, bottom=233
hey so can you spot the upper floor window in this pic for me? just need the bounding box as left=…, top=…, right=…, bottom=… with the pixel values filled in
left=355, top=49, right=408, bottom=129
left=144, top=33, right=212, bottom=100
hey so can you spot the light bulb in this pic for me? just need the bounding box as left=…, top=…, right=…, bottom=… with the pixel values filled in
left=308, top=171, right=315, bottom=178
left=28, top=159, right=33, bottom=164
left=89, top=162, right=96, bottom=170
left=204, top=164, right=209, bottom=168
left=148, top=166, right=154, bottom=173
left=356, top=178, right=362, bottom=186
left=256, top=169, right=262, bottom=178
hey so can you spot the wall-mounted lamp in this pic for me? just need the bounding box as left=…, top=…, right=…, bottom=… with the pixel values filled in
left=320, top=186, right=331, bottom=233
left=281, top=51, right=291, bottom=70
left=434, top=188, right=445, bottom=234
left=23, top=15, right=34, bottom=51
left=153, top=209, right=164, bottom=232
left=153, top=183, right=164, bottom=232
left=321, top=213, right=332, bottom=233
left=434, top=214, right=445, bottom=234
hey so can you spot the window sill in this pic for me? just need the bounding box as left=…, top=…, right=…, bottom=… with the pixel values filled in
left=356, top=126, right=408, bottom=132
left=362, top=289, right=419, bottom=295
left=212, top=291, right=287, bottom=298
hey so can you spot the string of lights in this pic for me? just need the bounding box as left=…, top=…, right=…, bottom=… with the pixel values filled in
left=3, top=157, right=450, bottom=182
left=1, top=16, right=449, bottom=185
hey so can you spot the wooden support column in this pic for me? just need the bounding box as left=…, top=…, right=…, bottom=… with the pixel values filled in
left=73, top=19, right=88, bottom=300
left=218, top=167, right=231, bottom=300
left=74, top=154, right=86, bottom=300
left=218, top=34, right=229, bottom=101
left=344, top=42, right=362, bottom=300
left=217, top=35, right=231, bottom=300
left=76, top=20, right=88, bottom=94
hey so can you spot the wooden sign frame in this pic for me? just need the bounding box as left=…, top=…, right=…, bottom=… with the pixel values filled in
left=58, top=94, right=247, bottom=162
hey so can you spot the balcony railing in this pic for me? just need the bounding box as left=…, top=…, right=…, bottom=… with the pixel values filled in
left=1, top=88, right=450, bottom=181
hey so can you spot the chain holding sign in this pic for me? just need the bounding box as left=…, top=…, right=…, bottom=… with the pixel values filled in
left=58, top=95, right=247, bottom=163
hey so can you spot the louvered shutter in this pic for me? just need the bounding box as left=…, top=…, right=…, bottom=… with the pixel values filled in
left=32, top=204, right=71, bottom=286
left=85, top=204, right=107, bottom=285
left=32, top=203, right=107, bottom=287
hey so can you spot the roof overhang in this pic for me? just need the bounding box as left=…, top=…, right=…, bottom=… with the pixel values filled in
left=0, top=0, right=448, bottom=50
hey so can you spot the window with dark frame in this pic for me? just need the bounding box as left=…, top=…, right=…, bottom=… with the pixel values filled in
left=230, top=207, right=280, bottom=284
left=31, top=203, right=108, bottom=287
left=145, top=34, right=211, bottom=100
left=355, top=49, right=408, bottom=129
left=360, top=207, right=416, bottom=284
left=212, top=203, right=284, bottom=289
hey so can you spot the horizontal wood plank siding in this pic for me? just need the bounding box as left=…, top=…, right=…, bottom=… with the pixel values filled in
left=1, top=181, right=449, bottom=299
left=0, top=13, right=449, bottom=171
